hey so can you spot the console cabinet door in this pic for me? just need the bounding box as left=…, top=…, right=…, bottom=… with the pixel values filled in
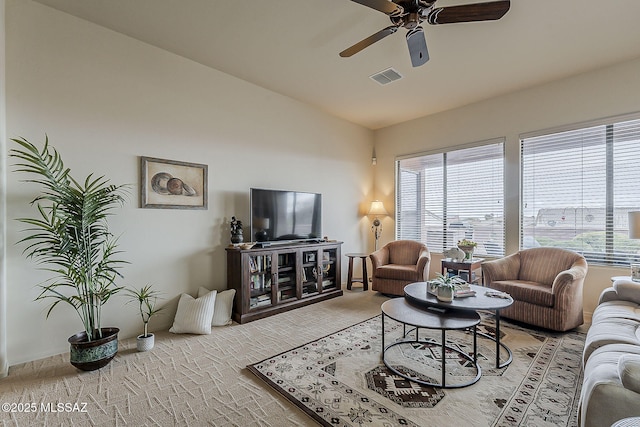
left=245, top=251, right=274, bottom=311
left=275, top=250, right=297, bottom=303
left=320, top=247, right=339, bottom=291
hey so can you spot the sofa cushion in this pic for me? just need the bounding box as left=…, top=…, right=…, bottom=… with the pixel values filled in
left=375, top=264, right=420, bottom=281
left=490, top=280, right=554, bottom=307
left=583, top=316, right=640, bottom=364
left=580, top=343, right=640, bottom=427
left=591, top=300, right=640, bottom=324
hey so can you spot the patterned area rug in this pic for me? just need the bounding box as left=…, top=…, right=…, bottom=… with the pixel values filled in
left=247, top=314, right=584, bottom=427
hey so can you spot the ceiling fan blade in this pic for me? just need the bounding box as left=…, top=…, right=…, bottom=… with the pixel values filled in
left=349, top=0, right=404, bottom=16
left=406, top=27, right=429, bottom=67
left=340, top=25, right=399, bottom=57
left=426, top=0, right=510, bottom=25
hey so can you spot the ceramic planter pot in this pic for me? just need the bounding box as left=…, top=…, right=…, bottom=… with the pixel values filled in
left=136, top=333, right=155, bottom=352
left=436, top=286, right=454, bottom=302
left=458, top=245, right=475, bottom=261
left=68, top=327, right=119, bottom=371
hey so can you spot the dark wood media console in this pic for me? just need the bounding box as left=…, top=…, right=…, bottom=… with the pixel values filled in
left=226, top=241, right=343, bottom=323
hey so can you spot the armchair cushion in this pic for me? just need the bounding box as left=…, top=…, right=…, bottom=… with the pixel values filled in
left=375, top=264, right=423, bottom=281
left=490, top=280, right=554, bottom=307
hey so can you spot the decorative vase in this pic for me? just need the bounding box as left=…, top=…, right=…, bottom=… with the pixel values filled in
left=458, top=245, right=475, bottom=261
left=68, top=327, right=119, bottom=371
left=231, top=233, right=243, bottom=244
left=436, top=287, right=454, bottom=302
left=136, top=333, right=155, bottom=352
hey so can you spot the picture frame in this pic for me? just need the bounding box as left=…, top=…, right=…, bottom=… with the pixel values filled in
left=140, top=156, right=208, bottom=209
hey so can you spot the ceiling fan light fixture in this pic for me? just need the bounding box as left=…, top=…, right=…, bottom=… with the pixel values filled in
left=370, top=67, right=403, bottom=85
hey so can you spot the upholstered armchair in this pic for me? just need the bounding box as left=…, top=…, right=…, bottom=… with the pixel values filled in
left=482, top=247, right=587, bottom=332
left=370, top=240, right=430, bottom=296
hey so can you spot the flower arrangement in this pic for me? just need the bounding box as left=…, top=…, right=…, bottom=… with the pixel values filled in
left=457, top=239, right=477, bottom=247
left=457, top=239, right=477, bottom=260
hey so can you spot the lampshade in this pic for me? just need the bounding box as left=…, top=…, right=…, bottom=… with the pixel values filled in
left=629, top=211, right=640, bottom=239
left=368, top=200, right=388, bottom=217
left=254, top=217, right=269, bottom=230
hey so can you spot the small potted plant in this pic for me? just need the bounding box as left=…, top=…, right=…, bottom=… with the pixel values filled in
left=457, top=239, right=477, bottom=261
left=125, top=285, right=164, bottom=352
left=428, top=273, right=465, bottom=302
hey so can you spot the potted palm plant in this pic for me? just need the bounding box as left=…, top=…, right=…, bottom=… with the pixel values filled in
left=11, top=136, right=129, bottom=371
left=124, top=285, right=164, bottom=352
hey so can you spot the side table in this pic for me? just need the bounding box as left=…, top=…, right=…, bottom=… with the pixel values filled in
left=441, top=258, right=484, bottom=284
left=345, top=253, right=369, bottom=291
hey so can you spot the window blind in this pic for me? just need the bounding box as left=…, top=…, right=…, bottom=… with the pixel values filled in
left=396, top=140, right=505, bottom=256
left=521, top=116, right=640, bottom=265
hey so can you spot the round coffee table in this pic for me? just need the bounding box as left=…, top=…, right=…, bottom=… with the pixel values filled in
left=381, top=298, right=481, bottom=388
left=404, top=282, right=514, bottom=369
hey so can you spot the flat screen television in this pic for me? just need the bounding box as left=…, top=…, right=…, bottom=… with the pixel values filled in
left=250, top=188, right=322, bottom=244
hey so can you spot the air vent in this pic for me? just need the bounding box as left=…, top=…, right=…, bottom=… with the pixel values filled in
left=369, top=67, right=403, bottom=85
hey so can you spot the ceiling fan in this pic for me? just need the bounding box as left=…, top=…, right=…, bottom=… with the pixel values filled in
left=339, top=0, right=510, bottom=67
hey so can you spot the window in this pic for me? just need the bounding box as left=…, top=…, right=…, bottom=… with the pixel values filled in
left=521, top=115, right=640, bottom=265
left=396, top=140, right=505, bottom=256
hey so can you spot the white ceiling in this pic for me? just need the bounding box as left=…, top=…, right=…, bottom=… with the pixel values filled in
left=33, top=0, right=640, bottom=130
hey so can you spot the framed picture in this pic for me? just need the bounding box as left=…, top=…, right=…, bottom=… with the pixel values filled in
left=140, top=156, right=208, bottom=209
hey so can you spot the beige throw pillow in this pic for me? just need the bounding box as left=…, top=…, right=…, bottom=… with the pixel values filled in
left=198, top=287, right=235, bottom=326
left=169, top=290, right=217, bottom=334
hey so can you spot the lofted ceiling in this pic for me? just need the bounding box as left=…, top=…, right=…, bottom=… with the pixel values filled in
left=32, top=0, right=640, bottom=130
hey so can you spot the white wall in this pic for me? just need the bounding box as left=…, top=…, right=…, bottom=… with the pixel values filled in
left=374, top=56, right=640, bottom=320
left=0, top=0, right=9, bottom=378
left=4, top=1, right=373, bottom=364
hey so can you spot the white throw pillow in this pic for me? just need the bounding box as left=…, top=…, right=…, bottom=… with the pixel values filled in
left=198, top=287, right=235, bottom=326
left=169, top=290, right=217, bottom=334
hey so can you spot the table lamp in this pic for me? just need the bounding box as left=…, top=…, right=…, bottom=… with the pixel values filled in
left=368, top=200, right=388, bottom=251
left=629, top=211, right=640, bottom=281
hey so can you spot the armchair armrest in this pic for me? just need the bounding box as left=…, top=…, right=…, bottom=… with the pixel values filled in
left=370, top=247, right=390, bottom=270
left=416, top=249, right=430, bottom=277
left=551, top=259, right=588, bottom=294
left=482, top=253, right=520, bottom=285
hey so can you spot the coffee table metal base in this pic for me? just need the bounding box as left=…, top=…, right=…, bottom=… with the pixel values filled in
left=381, top=298, right=481, bottom=389
left=404, top=282, right=514, bottom=369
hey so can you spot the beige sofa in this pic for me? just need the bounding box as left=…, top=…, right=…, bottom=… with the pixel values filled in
left=482, top=247, right=587, bottom=331
left=579, top=279, right=640, bottom=427
left=369, top=240, right=430, bottom=296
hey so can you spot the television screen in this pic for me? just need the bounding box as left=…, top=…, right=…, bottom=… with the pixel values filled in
left=250, top=188, right=322, bottom=243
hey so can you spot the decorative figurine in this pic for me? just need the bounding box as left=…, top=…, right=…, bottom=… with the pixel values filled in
left=230, top=216, right=244, bottom=244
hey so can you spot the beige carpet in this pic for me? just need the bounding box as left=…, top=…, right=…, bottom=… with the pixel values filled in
left=0, top=289, right=389, bottom=426
left=0, top=290, right=585, bottom=426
